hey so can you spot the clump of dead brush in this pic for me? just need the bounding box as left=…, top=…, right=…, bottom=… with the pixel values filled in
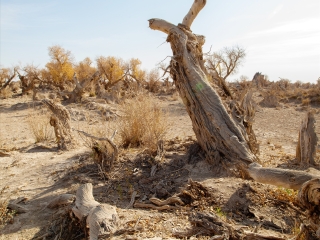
left=119, top=94, right=167, bottom=154
left=268, top=187, right=298, bottom=205
left=35, top=206, right=86, bottom=240
left=0, top=187, right=15, bottom=227
left=76, top=128, right=118, bottom=174
left=0, top=87, right=13, bottom=99
left=27, top=108, right=54, bottom=143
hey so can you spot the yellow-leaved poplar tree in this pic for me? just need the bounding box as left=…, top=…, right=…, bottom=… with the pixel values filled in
left=45, top=45, right=74, bottom=85
left=96, top=56, right=126, bottom=89
left=74, top=57, right=97, bottom=80
left=129, top=58, right=146, bottom=81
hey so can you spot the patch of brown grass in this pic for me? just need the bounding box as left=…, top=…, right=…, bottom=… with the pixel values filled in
left=119, top=94, right=167, bottom=153
left=0, top=87, right=13, bottom=99
left=301, top=98, right=310, bottom=106
left=0, top=186, right=14, bottom=227
left=268, top=187, right=298, bottom=204
left=27, top=109, right=54, bottom=143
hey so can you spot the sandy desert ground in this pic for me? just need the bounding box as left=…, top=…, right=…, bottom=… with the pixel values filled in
left=0, top=91, right=320, bottom=240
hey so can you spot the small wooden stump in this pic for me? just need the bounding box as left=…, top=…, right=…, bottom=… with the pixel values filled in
left=296, top=111, right=318, bottom=166
left=72, top=183, right=118, bottom=240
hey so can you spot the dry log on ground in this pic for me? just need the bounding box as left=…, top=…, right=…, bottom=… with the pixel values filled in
left=42, top=98, right=74, bottom=150
left=72, top=183, right=118, bottom=240
left=296, top=111, right=318, bottom=166
left=247, top=163, right=320, bottom=190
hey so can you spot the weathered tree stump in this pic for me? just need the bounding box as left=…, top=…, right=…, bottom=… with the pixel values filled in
left=296, top=111, right=318, bottom=166
left=42, top=98, right=74, bottom=150
left=72, top=183, right=118, bottom=240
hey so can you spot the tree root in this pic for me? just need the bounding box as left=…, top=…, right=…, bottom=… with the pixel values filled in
left=173, top=212, right=287, bottom=240
left=133, top=202, right=179, bottom=211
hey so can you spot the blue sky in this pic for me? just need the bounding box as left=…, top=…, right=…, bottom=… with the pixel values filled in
left=1, top=0, right=319, bottom=82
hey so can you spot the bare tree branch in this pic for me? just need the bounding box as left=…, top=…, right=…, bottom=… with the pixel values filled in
left=148, top=18, right=176, bottom=34
left=182, top=0, right=207, bottom=29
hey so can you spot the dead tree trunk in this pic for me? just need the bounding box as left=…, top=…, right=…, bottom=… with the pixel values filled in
left=296, top=111, right=318, bottom=166
left=149, top=0, right=320, bottom=193
left=72, top=183, right=119, bottom=240
left=62, top=71, right=99, bottom=103
left=42, top=99, right=74, bottom=150
left=149, top=0, right=257, bottom=169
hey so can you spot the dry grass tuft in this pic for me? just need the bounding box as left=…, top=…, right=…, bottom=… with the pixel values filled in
left=268, top=187, right=298, bottom=204
left=27, top=109, right=54, bottom=143
left=0, top=187, right=14, bottom=227
left=0, top=88, right=13, bottom=99
left=301, top=98, right=310, bottom=106
left=119, top=94, right=167, bottom=153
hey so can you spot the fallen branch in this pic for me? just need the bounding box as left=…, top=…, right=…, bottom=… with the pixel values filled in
left=247, top=163, right=320, bottom=190
left=133, top=202, right=179, bottom=211
left=149, top=196, right=184, bottom=206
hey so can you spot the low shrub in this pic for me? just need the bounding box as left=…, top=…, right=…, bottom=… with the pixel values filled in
left=0, top=187, right=14, bottom=227
left=0, top=88, right=13, bottom=99
left=119, top=94, right=167, bottom=153
left=27, top=109, right=54, bottom=143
